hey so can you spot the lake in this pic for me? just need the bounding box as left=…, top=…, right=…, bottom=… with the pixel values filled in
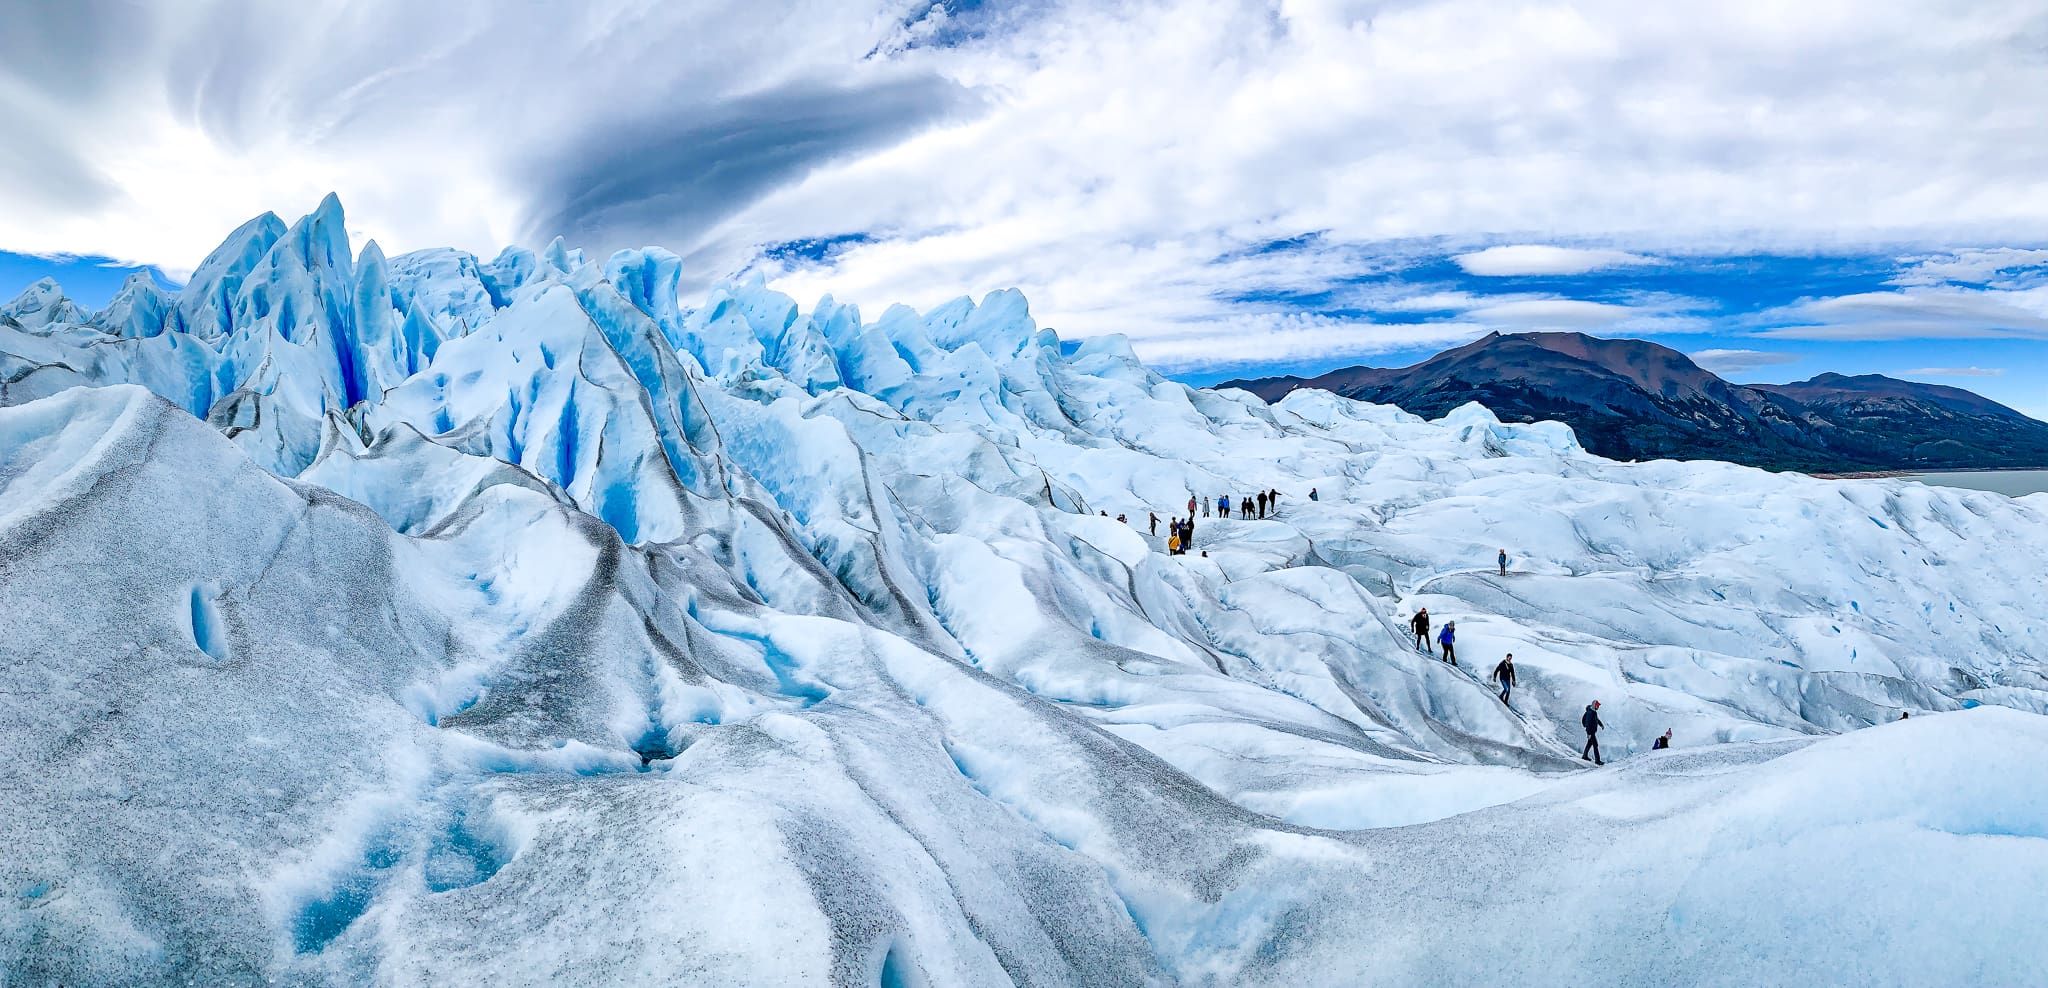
left=1899, top=470, right=2048, bottom=497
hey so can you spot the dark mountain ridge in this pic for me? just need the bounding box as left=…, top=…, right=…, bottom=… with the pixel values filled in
left=1226, top=332, right=2048, bottom=473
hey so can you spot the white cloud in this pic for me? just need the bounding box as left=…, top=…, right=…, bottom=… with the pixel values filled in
left=9, top=0, right=2048, bottom=369
left=1452, top=245, right=1660, bottom=277
left=1466, top=298, right=1638, bottom=325
left=1892, top=248, right=2048, bottom=288
left=1690, top=348, right=1803, bottom=374
left=1758, top=287, right=2048, bottom=341
left=1899, top=366, right=2005, bottom=377
left=1127, top=317, right=1488, bottom=373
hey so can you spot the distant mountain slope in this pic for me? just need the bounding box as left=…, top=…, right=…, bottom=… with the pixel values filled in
left=1226, top=332, right=2048, bottom=472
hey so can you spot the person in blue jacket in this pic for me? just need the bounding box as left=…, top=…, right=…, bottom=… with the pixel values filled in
left=1581, top=700, right=1605, bottom=765
left=1437, top=621, right=1457, bottom=666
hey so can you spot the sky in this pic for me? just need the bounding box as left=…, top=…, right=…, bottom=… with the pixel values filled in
left=4, top=0, right=2047, bottom=416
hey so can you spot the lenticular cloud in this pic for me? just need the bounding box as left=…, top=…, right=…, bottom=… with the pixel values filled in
left=3, top=198, right=2045, bottom=986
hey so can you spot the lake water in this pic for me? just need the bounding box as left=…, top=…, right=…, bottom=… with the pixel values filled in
left=1899, top=470, right=2048, bottom=497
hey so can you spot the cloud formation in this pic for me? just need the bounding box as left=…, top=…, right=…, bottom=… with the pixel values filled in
left=1690, top=348, right=1803, bottom=374
left=1758, top=288, right=2048, bottom=341
left=4, top=0, right=2048, bottom=378
left=1900, top=367, right=2006, bottom=378
left=1453, top=246, right=1660, bottom=277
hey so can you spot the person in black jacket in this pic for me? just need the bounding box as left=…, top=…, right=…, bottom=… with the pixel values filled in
left=1410, top=608, right=1431, bottom=652
left=1652, top=729, right=1672, bottom=750
left=1581, top=700, right=1604, bottom=765
left=1491, top=654, right=1516, bottom=704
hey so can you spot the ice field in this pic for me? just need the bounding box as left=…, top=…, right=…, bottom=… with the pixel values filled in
left=3, top=198, right=2046, bottom=986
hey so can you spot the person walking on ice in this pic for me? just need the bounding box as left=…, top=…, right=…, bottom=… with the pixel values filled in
left=1490, top=653, right=1516, bottom=704
left=1218, top=494, right=1230, bottom=518
left=1652, top=729, right=1672, bottom=750
left=1203, top=496, right=1211, bottom=518
left=1149, top=511, right=1159, bottom=536
left=1437, top=621, right=1457, bottom=666
left=1498, top=549, right=1508, bottom=576
left=1581, top=700, right=1605, bottom=765
left=1410, top=608, right=1431, bottom=652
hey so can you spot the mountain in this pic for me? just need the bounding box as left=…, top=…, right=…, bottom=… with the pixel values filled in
left=1227, top=332, right=2048, bottom=472
left=5, top=200, right=2048, bottom=986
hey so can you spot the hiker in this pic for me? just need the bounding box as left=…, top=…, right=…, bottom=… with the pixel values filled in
left=1242, top=495, right=1253, bottom=519
left=1116, top=513, right=1127, bottom=524
left=1490, top=653, right=1516, bottom=704
left=1581, top=700, right=1604, bottom=765
left=1257, top=491, right=1269, bottom=519
left=1203, top=496, right=1212, bottom=518
left=1100, top=511, right=1107, bottom=516
left=1218, top=494, right=1230, bottom=517
left=1187, top=496, right=1197, bottom=518
left=1167, top=531, right=1181, bottom=555
left=1900, top=711, right=1910, bottom=720
left=1309, top=487, right=1318, bottom=501
left=1149, top=512, right=1159, bottom=536
left=1437, top=621, right=1457, bottom=666
left=1498, top=549, right=1508, bottom=577
left=1652, top=729, right=1672, bottom=750
left=1410, top=608, right=1431, bottom=652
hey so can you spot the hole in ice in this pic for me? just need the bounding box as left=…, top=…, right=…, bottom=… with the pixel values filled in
left=424, top=808, right=509, bottom=893
left=290, top=837, right=400, bottom=953
left=185, top=584, right=228, bottom=661
left=877, top=938, right=928, bottom=988
left=631, top=725, right=681, bottom=769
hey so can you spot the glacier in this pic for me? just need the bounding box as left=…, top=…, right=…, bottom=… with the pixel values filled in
left=2, top=196, right=2046, bottom=986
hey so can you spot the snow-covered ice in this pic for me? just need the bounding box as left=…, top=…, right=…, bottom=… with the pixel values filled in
left=3, top=199, right=2046, bottom=986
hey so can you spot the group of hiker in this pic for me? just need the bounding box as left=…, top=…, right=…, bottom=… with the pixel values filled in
left=1154, top=508, right=1200, bottom=556
left=1131, top=487, right=1291, bottom=556
left=1412, top=604, right=1676, bottom=766
left=1214, top=488, right=1282, bottom=520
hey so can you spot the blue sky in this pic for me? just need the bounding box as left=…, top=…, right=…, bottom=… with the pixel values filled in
left=5, top=1, right=2047, bottom=417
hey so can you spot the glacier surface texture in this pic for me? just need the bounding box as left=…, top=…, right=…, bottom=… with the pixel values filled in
left=3, top=197, right=2046, bottom=987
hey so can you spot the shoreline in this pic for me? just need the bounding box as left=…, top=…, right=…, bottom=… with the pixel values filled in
left=1810, top=467, right=2048, bottom=480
